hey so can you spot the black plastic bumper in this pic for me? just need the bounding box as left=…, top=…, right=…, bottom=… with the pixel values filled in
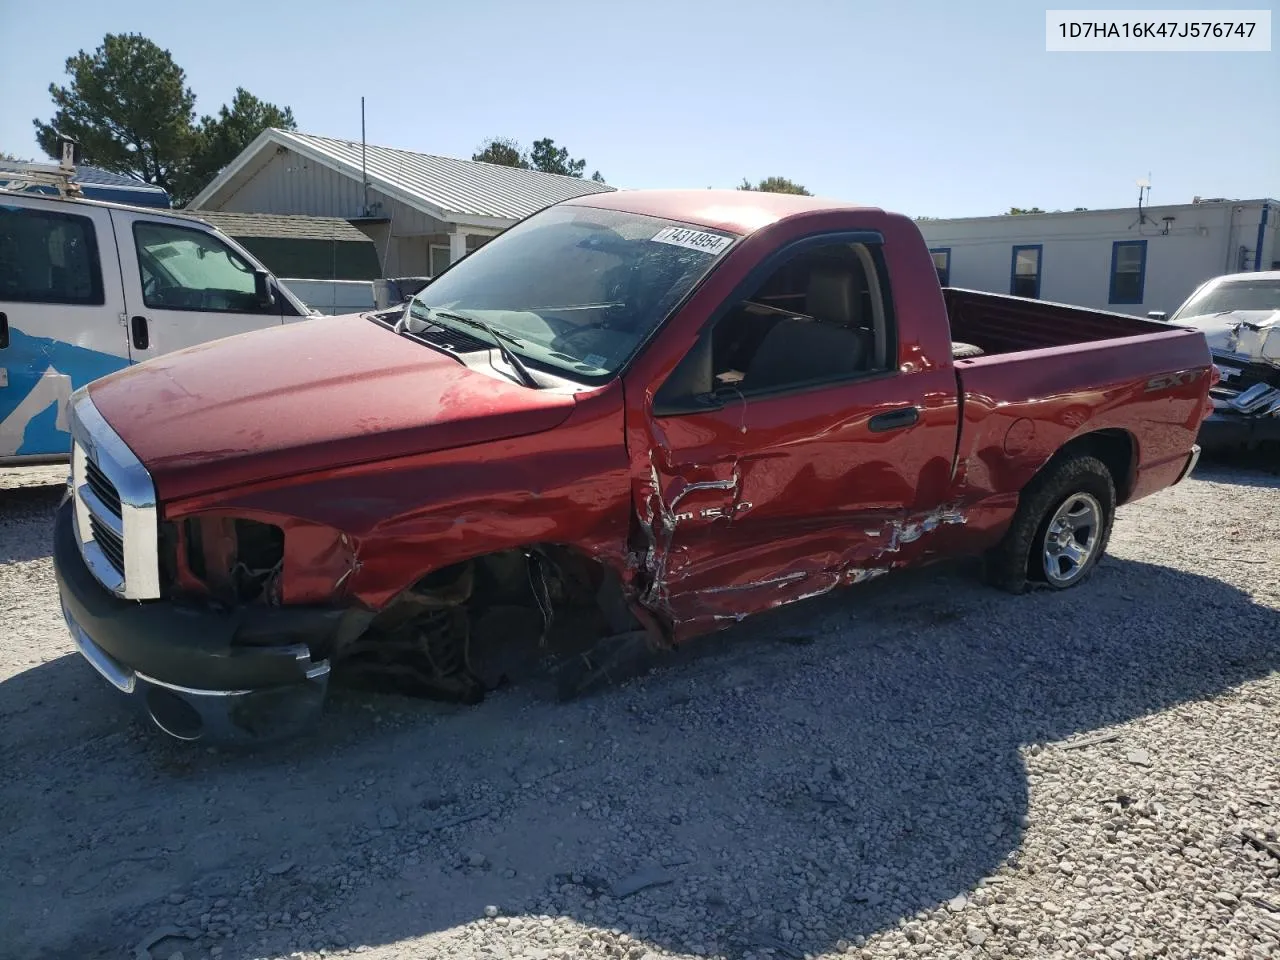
left=52, top=499, right=366, bottom=742
left=1197, top=410, right=1280, bottom=451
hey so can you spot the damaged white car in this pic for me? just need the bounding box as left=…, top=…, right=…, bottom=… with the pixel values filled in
left=1157, top=271, right=1280, bottom=452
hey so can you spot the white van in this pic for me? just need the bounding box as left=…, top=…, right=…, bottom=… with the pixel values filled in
left=0, top=190, right=315, bottom=464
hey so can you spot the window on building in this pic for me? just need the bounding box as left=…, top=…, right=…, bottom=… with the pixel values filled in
left=1109, top=240, right=1147, bottom=305
left=133, top=221, right=273, bottom=313
left=429, top=244, right=451, bottom=277
left=930, top=248, right=951, bottom=287
left=0, top=207, right=103, bottom=305
left=1009, top=245, right=1042, bottom=298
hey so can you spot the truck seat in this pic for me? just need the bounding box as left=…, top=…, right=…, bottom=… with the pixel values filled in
left=744, top=268, right=873, bottom=390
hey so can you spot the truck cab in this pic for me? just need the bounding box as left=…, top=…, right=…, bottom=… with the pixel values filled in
left=0, top=188, right=313, bottom=463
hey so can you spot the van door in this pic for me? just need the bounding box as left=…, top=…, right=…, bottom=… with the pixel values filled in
left=109, top=209, right=291, bottom=360
left=0, top=199, right=131, bottom=460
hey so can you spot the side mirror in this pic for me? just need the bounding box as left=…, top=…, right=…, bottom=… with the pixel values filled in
left=1147, top=310, right=1167, bottom=321
left=253, top=270, right=276, bottom=309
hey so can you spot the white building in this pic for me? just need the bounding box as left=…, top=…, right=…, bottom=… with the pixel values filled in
left=187, top=128, right=615, bottom=278
left=916, top=198, right=1277, bottom=316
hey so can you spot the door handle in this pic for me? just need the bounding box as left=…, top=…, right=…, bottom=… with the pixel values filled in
left=0, top=312, right=8, bottom=349
left=130, top=315, right=149, bottom=351
left=868, top=405, right=920, bottom=433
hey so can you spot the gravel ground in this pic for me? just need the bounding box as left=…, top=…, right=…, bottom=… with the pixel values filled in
left=1, top=460, right=1277, bottom=960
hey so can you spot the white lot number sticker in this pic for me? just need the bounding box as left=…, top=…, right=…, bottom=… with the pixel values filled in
left=650, top=226, right=733, bottom=256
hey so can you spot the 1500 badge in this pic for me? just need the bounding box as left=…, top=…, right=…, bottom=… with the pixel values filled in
left=672, top=502, right=753, bottom=523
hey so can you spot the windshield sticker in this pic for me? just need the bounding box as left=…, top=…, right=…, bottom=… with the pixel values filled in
left=583, top=353, right=608, bottom=368
left=649, top=227, right=733, bottom=256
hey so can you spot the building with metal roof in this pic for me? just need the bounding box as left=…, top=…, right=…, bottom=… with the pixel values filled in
left=186, top=128, right=616, bottom=277
left=0, top=160, right=170, bottom=208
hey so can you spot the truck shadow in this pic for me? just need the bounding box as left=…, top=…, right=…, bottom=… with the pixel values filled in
left=3, top=555, right=1278, bottom=960
left=1197, top=447, right=1280, bottom=483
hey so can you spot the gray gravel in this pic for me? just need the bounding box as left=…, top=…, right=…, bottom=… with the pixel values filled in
left=1, top=460, right=1277, bottom=960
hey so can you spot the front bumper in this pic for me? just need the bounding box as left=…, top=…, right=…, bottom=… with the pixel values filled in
left=53, top=499, right=362, bottom=743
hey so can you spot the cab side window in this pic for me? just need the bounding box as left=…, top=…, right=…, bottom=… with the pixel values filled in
left=656, top=239, right=897, bottom=410
left=0, top=207, right=103, bottom=305
left=133, top=222, right=272, bottom=314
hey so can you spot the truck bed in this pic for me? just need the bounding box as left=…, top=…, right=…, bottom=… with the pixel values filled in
left=944, top=286, right=1212, bottom=508
left=944, top=288, right=1168, bottom=355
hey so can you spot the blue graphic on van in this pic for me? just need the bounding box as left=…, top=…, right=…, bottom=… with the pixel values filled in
left=0, top=326, right=128, bottom=460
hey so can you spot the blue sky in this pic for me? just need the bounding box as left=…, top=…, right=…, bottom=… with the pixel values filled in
left=0, top=0, right=1274, bottom=218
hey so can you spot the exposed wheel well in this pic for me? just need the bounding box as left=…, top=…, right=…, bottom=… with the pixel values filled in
left=1051, top=429, right=1136, bottom=503
left=401, top=545, right=635, bottom=631
left=328, top=545, right=642, bottom=703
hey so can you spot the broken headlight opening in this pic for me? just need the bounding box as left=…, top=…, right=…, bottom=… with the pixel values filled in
left=159, top=516, right=284, bottom=606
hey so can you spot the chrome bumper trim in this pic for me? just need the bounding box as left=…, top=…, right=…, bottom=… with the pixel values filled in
left=64, top=603, right=135, bottom=693
left=1175, top=444, right=1201, bottom=485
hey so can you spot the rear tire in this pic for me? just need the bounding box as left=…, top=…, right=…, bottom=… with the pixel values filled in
left=984, top=454, right=1116, bottom=594
left=952, top=341, right=984, bottom=359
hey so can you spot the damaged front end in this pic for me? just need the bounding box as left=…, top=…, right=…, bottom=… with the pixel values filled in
left=1200, top=319, right=1280, bottom=452
left=56, top=481, right=666, bottom=744
left=53, top=503, right=372, bottom=744
left=155, top=514, right=662, bottom=727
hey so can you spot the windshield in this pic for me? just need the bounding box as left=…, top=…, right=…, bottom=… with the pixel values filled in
left=406, top=204, right=737, bottom=380
left=1171, top=277, right=1280, bottom=321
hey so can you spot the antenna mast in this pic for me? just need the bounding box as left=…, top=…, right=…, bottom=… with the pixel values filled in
left=361, top=96, right=369, bottom=218
left=1130, top=173, right=1154, bottom=230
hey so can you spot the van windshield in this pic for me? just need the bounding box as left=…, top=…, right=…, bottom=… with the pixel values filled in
left=406, top=205, right=737, bottom=380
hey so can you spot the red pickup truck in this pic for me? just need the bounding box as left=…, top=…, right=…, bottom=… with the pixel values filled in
left=53, top=189, right=1214, bottom=742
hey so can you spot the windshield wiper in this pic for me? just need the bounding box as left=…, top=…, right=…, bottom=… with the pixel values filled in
left=450, top=313, right=541, bottom=389
left=406, top=304, right=540, bottom=389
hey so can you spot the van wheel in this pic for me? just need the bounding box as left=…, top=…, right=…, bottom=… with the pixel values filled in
left=984, top=455, right=1116, bottom=594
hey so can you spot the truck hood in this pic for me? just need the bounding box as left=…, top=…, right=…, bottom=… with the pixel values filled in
left=1172, top=309, right=1280, bottom=368
left=87, top=313, right=578, bottom=503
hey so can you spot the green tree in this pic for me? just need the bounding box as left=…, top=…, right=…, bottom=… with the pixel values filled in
left=33, top=33, right=198, bottom=194
left=472, top=136, right=602, bottom=181
left=1006, top=206, right=1045, bottom=215
left=738, top=176, right=811, bottom=196
left=177, top=88, right=296, bottom=204
left=472, top=137, right=530, bottom=168
left=529, top=138, right=586, bottom=177
left=33, top=33, right=295, bottom=206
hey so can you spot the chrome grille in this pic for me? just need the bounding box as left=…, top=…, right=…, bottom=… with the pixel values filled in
left=88, top=514, right=125, bottom=570
left=84, top=458, right=122, bottom=516
left=68, top=390, right=161, bottom=600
